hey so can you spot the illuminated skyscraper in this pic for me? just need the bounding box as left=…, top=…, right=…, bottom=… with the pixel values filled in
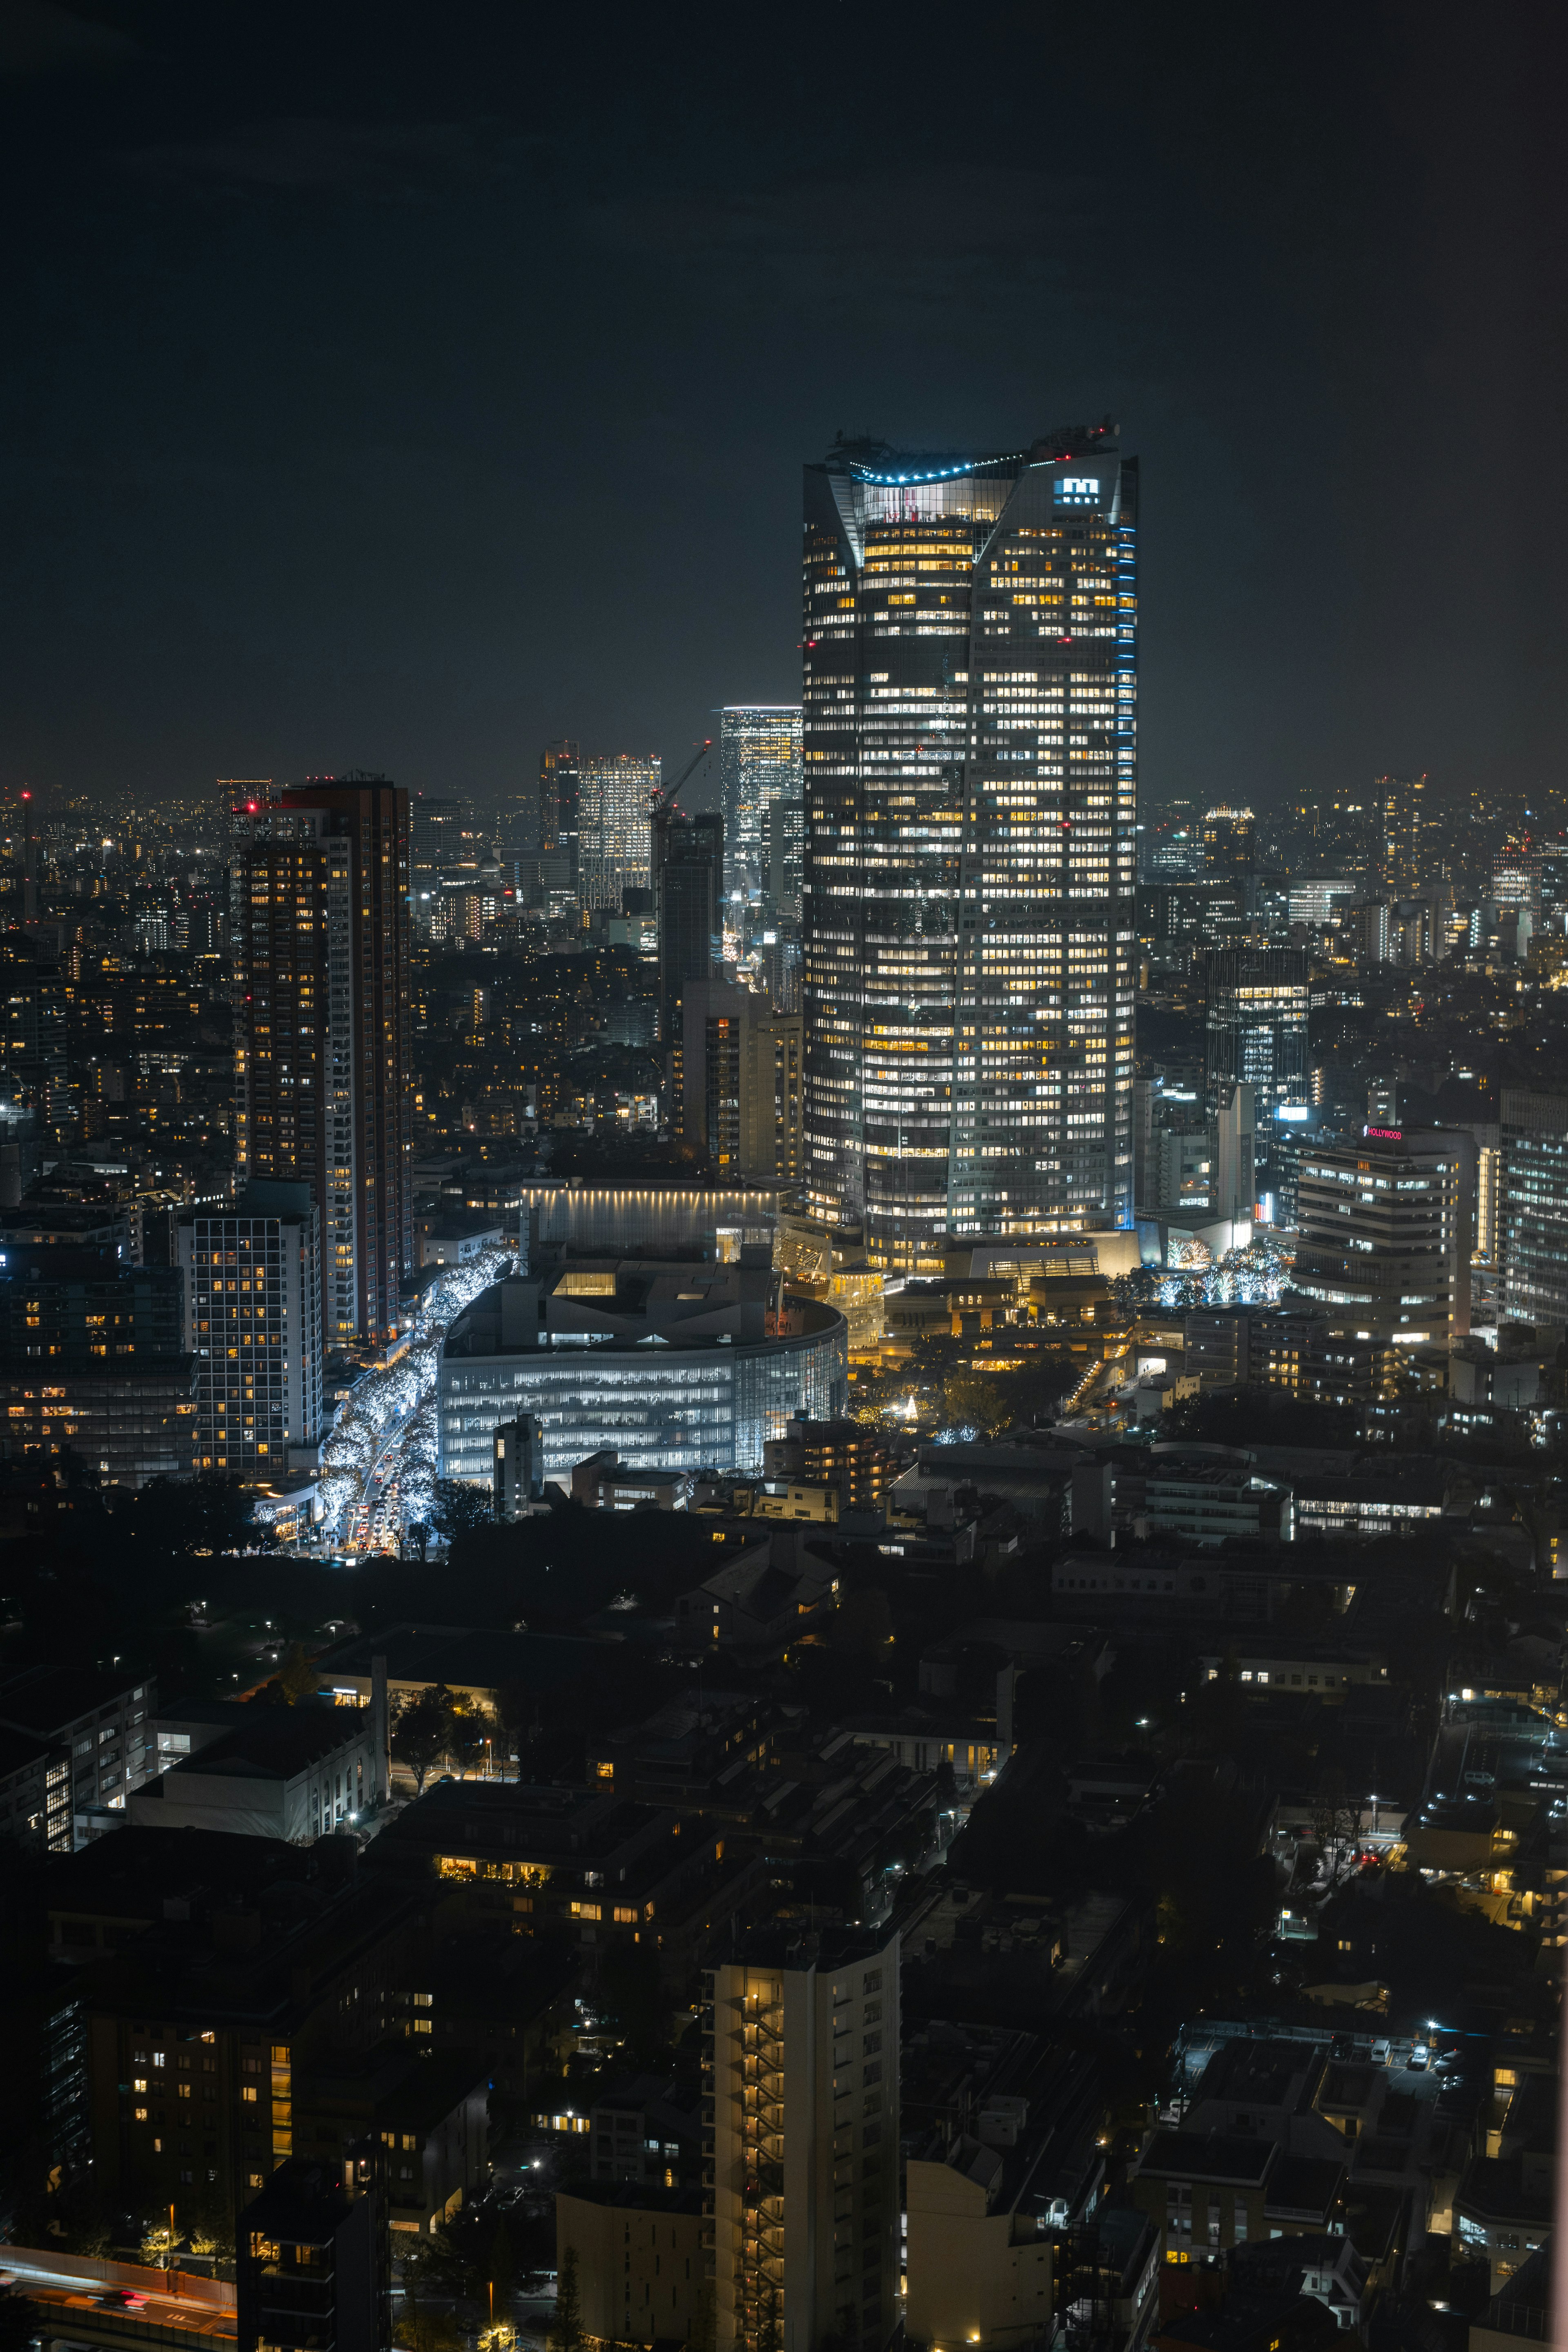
left=578, top=753, right=659, bottom=909
left=720, top=705, right=803, bottom=901
left=1375, top=771, right=1428, bottom=895
left=232, top=778, right=413, bottom=1348
left=802, top=426, right=1137, bottom=1269
left=538, top=739, right=581, bottom=891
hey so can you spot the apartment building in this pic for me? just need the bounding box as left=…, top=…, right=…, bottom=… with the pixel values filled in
left=706, top=1926, right=900, bottom=2352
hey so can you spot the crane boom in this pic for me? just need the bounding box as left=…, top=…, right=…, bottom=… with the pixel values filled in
left=650, top=737, right=714, bottom=815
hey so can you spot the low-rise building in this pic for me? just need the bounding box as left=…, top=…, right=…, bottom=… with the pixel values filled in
left=674, top=1546, right=836, bottom=1656
left=762, top=1418, right=896, bottom=1510
left=555, top=2182, right=706, bottom=2347
left=570, top=1450, right=693, bottom=1512
left=0, top=1722, right=63, bottom=1848
left=1454, top=2156, right=1553, bottom=2295
left=1130, top=2131, right=1344, bottom=2266
left=46, top=1824, right=299, bottom=1965
left=368, top=1778, right=760, bottom=1990
left=128, top=1702, right=376, bottom=1842
left=0, top=1663, right=157, bottom=1847
left=904, top=2028, right=1118, bottom=2350
left=588, top=2072, right=704, bottom=2191
left=1140, top=1458, right=1293, bottom=1549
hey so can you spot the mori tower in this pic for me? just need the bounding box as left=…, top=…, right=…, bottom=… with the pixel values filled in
left=802, top=425, right=1137, bottom=1270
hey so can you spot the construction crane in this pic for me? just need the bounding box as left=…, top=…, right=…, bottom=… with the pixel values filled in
left=649, top=737, right=715, bottom=817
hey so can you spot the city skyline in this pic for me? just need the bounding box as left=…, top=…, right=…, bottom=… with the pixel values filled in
left=2, top=10, right=1564, bottom=819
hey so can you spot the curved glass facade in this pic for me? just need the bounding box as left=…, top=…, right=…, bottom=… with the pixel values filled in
left=438, top=1305, right=847, bottom=1484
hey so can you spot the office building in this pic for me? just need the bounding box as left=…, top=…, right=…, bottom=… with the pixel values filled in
left=720, top=705, right=804, bottom=901
left=539, top=739, right=581, bottom=893
left=1375, top=772, right=1428, bottom=895
left=177, top=1181, right=322, bottom=1477
left=1202, top=804, right=1256, bottom=877
left=706, top=1926, right=900, bottom=2352
left=802, top=425, right=1137, bottom=1271
left=653, top=804, right=724, bottom=1045
left=1286, top=876, right=1357, bottom=930
left=1492, top=837, right=1541, bottom=913
left=1203, top=946, right=1309, bottom=1117
left=1290, top=1125, right=1474, bottom=1343
left=437, top=1265, right=846, bottom=1484
left=238, top=2158, right=381, bottom=2352
left=763, top=794, right=805, bottom=927
left=677, top=981, right=803, bottom=1185
left=408, top=794, right=467, bottom=886
left=1500, top=1089, right=1568, bottom=1323
left=231, top=778, right=413, bottom=1350
left=0, top=1243, right=196, bottom=1487
left=579, top=753, right=659, bottom=911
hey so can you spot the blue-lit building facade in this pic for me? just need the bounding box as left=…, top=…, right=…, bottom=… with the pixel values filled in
left=437, top=1263, right=847, bottom=1484
left=802, top=425, right=1138, bottom=1272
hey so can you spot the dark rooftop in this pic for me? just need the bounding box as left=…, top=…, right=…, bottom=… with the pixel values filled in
left=0, top=1663, right=149, bottom=1737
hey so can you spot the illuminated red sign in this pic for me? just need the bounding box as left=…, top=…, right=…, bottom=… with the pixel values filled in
left=1363, top=1125, right=1403, bottom=1140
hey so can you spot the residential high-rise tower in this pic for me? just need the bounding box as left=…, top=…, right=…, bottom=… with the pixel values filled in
left=232, top=778, right=413, bottom=1350
left=802, top=426, right=1137, bottom=1269
left=706, top=1927, right=900, bottom=2352
left=1375, top=772, right=1428, bottom=895
left=177, top=1180, right=323, bottom=1475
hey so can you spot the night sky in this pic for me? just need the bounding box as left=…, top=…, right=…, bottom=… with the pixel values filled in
left=2, top=1, right=1563, bottom=820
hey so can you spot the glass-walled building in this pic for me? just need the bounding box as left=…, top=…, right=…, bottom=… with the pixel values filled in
left=437, top=1264, right=846, bottom=1483
left=720, top=706, right=803, bottom=903
left=579, top=753, right=659, bottom=911
left=802, top=426, right=1137, bottom=1272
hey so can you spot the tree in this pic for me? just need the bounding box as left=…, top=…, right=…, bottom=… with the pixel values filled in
left=277, top=1643, right=321, bottom=1706
left=394, top=2296, right=462, bottom=2352
left=488, top=2218, right=514, bottom=2304
left=118, top=1473, right=254, bottom=1559
left=942, top=1372, right=1010, bottom=1437
left=392, top=1686, right=456, bottom=1796
left=550, top=2246, right=583, bottom=2352
left=432, top=1478, right=492, bottom=1545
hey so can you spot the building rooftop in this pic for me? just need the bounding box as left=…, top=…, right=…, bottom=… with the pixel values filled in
left=1138, top=2129, right=1275, bottom=2187
left=47, top=1824, right=299, bottom=1919
left=314, top=1622, right=615, bottom=1697
left=149, top=1701, right=369, bottom=1787
left=240, top=2156, right=353, bottom=2243
left=0, top=1663, right=150, bottom=1738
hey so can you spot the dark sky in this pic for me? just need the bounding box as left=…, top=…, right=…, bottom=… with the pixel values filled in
left=2, top=0, right=1564, bottom=822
